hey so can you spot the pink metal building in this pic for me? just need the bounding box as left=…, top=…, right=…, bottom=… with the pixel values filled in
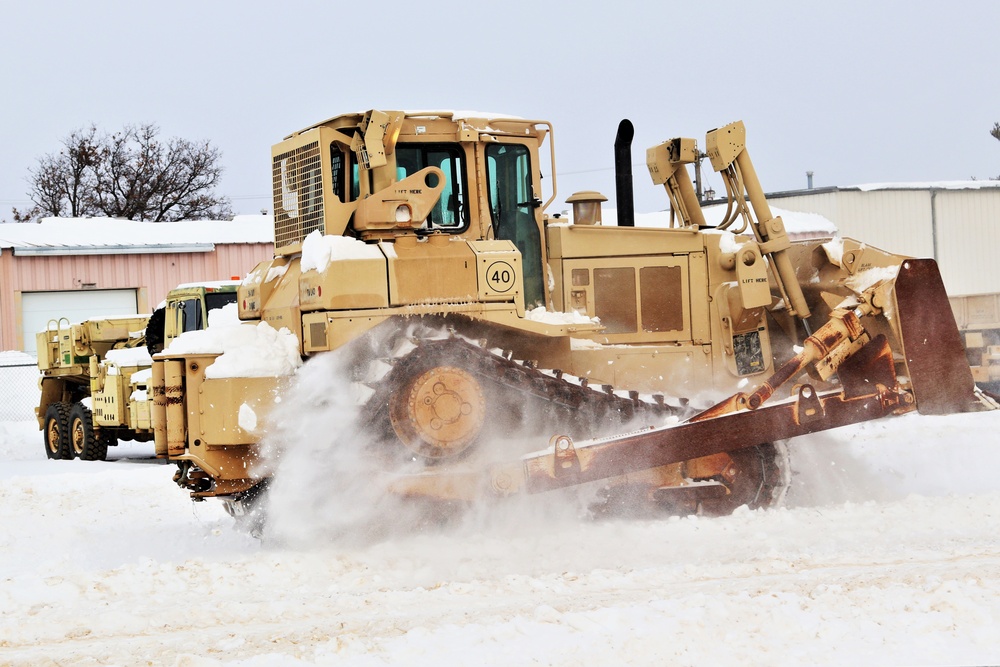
left=0, top=217, right=274, bottom=353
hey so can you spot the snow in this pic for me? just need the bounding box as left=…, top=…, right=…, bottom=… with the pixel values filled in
left=595, top=205, right=838, bottom=236
left=300, top=230, right=384, bottom=274
left=104, top=346, right=153, bottom=368
left=0, top=215, right=273, bottom=249
left=2, top=400, right=1000, bottom=665
left=238, top=403, right=258, bottom=432
left=715, top=229, right=743, bottom=253
left=0, top=350, right=36, bottom=366
left=265, top=264, right=288, bottom=284
left=525, top=305, right=597, bottom=325
left=164, top=304, right=302, bottom=379
left=175, top=280, right=243, bottom=290
left=822, top=237, right=845, bottom=266
left=2, top=199, right=998, bottom=664
left=844, top=265, right=901, bottom=295
left=853, top=180, right=1000, bottom=192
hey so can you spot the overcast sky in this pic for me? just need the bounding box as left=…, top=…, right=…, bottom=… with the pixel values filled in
left=2, top=0, right=998, bottom=219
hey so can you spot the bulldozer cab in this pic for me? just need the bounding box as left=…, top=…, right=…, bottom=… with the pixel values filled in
left=272, top=110, right=553, bottom=308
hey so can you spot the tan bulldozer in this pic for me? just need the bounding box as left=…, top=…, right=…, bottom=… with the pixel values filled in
left=149, top=110, right=994, bottom=524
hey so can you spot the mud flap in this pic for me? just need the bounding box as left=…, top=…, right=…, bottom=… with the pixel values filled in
left=892, top=259, right=980, bottom=414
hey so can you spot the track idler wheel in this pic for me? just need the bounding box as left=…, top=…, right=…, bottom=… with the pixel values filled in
left=389, top=365, right=486, bottom=459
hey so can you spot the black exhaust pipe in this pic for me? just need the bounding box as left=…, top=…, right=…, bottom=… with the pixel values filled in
left=614, top=119, right=635, bottom=227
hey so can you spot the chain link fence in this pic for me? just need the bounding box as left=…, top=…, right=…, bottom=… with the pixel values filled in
left=0, top=357, right=41, bottom=422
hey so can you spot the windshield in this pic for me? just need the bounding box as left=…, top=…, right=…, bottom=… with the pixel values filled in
left=394, top=144, right=468, bottom=231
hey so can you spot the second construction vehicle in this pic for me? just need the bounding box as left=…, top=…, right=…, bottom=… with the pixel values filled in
left=37, top=282, right=239, bottom=460
left=150, top=111, right=993, bottom=519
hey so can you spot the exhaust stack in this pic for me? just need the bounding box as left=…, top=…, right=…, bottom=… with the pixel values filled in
left=614, top=119, right=635, bottom=227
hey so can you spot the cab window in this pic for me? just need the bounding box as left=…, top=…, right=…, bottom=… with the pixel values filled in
left=394, top=144, right=468, bottom=230
left=178, top=298, right=201, bottom=333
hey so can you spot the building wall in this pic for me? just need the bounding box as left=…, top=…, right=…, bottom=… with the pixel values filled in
left=769, top=188, right=1000, bottom=297
left=933, top=189, right=1000, bottom=296
left=0, top=243, right=273, bottom=351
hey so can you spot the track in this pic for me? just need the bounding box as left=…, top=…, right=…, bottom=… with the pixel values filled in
left=355, top=324, right=792, bottom=516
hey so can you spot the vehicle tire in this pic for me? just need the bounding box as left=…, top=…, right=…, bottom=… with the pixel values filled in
left=146, top=306, right=166, bottom=355
left=95, top=430, right=116, bottom=460
left=69, top=403, right=108, bottom=461
left=43, top=402, right=72, bottom=460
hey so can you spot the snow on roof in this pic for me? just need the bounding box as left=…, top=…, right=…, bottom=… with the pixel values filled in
left=851, top=180, right=1000, bottom=192
left=0, top=215, right=274, bottom=252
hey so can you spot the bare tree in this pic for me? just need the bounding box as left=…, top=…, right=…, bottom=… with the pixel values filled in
left=16, top=123, right=232, bottom=222
left=991, top=123, right=1000, bottom=181
left=12, top=126, right=100, bottom=222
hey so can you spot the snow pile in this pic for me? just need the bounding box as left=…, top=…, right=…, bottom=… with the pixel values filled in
left=300, top=230, right=383, bottom=273
left=844, top=265, right=900, bottom=295
left=104, top=346, right=153, bottom=368
left=164, top=303, right=302, bottom=378
left=822, top=236, right=845, bottom=265
left=0, top=420, right=42, bottom=460
left=699, top=203, right=838, bottom=235
left=0, top=350, right=37, bottom=366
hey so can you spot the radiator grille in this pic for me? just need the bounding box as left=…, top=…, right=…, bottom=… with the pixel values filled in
left=273, top=141, right=324, bottom=247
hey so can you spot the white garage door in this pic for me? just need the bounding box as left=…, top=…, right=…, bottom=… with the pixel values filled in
left=22, top=289, right=139, bottom=355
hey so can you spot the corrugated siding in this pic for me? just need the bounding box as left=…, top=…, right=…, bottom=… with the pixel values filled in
left=934, top=190, right=1000, bottom=296
left=774, top=190, right=935, bottom=259
left=835, top=191, right=935, bottom=259
left=0, top=243, right=273, bottom=351
left=769, top=187, right=1000, bottom=297
left=771, top=191, right=842, bottom=227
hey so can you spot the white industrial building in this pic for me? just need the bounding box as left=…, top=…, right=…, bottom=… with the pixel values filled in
left=764, top=181, right=1000, bottom=298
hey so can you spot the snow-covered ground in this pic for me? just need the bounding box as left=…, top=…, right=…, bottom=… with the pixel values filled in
left=2, top=406, right=1000, bottom=666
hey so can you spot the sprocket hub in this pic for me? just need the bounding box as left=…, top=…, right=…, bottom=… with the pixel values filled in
left=389, top=365, right=486, bottom=458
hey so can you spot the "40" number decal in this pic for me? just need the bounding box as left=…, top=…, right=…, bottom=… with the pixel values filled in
left=486, top=261, right=515, bottom=293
